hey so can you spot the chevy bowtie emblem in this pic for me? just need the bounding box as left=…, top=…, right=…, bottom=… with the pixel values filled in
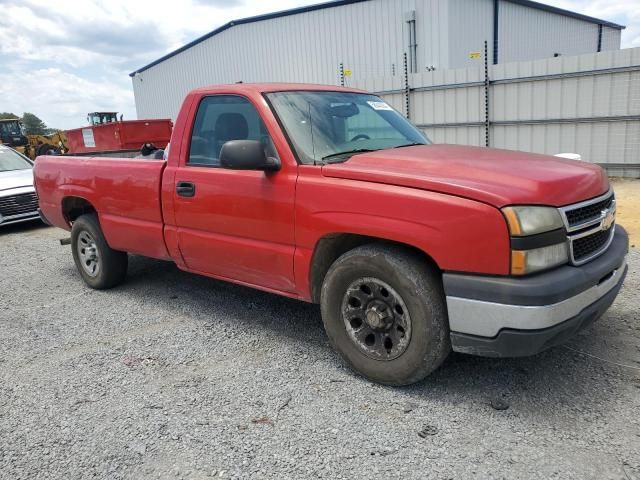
left=601, top=208, right=615, bottom=230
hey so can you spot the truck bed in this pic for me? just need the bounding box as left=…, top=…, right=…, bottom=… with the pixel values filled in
left=35, top=155, right=170, bottom=260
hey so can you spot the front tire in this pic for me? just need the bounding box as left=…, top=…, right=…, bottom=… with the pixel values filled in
left=71, top=214, right=128, bottom=289
left=320, top=244, right=450, bottom=386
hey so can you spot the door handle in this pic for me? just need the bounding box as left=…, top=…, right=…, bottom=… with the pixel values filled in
left=176, top=181, right=196, bottom=197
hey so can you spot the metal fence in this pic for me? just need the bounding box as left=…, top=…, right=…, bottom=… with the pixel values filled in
left=352, top=46, right=640, bottom=177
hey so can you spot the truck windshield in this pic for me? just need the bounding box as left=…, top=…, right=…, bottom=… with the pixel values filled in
left=266, top=91, right=429, bottom=164
left=0, top=147, right=32, bottom=172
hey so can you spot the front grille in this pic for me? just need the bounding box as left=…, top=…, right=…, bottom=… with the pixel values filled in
left=564, top=193, right=614, bottom=228
left=572, top=227, right=613, bottom=262
left=561, top=190, right=616, bottom=265
left=0, top=192, right=39, bottom=218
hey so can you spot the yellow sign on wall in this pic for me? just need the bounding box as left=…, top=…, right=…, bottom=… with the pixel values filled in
left=469, top=51, right=482, bottom=59
left=343, top=69, right=353, bottom=77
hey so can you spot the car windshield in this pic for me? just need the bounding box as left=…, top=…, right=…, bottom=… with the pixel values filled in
left=265, top=91, right=430, bottom=164
left=0, top=147, right=32, bottom=172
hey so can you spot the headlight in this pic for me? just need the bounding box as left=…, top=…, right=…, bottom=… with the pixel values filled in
left=502, top=206, right=564, bottom=236
left=511, top=243, right=569, bottom=275
left=502, top=205, right=568, bottom=275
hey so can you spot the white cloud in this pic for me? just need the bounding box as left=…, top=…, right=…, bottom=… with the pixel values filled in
left=0, top=0, right=319, bottom=128
left=0, top=0, right=320, bottom=69
left=0, top=66, right=135, bottom=129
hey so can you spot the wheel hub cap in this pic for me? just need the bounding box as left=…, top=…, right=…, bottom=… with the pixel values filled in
left=77, top=231, right=100, bottom=277
left=342, top=277, right=412, bottom=361
left=365, top=300, right=393, bottom=330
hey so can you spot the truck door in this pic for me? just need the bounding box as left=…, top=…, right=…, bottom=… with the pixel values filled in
left=172, top=94, right=297, bottom=292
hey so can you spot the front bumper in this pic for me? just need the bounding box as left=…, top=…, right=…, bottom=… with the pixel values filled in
left=0, top=210, right=41, bottom=227
left=444, top=226, right=629, bottom=357
left=0, top=187, right=41, bottom=227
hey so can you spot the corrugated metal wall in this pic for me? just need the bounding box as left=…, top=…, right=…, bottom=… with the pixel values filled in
left=498, top=1, right=604, bottom=63
left=601, top=26, right=622, bottom=51
left=133, top=0, right=423, bottom=120
left=413, top=0, right=450, bottom=70
left=131, top=0, right=634, bottom=174
left=490, top=49, right=640, bottom=176
left=409, top=66, right=485, bottom=132
left=355, top=48, right=640, bottom=177
left=132, top=0, right=621, bottom=120
left=349, top=76, right=407, bottom=112
left=447, top=0, right=494, bottom=68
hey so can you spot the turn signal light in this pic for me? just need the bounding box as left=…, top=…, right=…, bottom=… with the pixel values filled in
left=511, top=251, right=527, bottom=275
left=511, top=243, right=569, bottom=275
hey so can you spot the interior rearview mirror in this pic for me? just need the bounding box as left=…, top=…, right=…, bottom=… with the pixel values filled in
left=219, top=140, right=280, bottom=171
left=328, top=103, right=359, bottom=118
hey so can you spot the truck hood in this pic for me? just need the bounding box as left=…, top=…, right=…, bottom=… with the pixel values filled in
left=0, top=168, right=34, bottom=193
left=321, top=145, right=608, bottom=207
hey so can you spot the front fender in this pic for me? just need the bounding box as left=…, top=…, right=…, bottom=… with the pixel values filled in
left=294, top=175, right=511, bottom=300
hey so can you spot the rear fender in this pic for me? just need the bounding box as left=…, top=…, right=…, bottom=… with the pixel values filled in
left=56, top=186, right=170, bottom=260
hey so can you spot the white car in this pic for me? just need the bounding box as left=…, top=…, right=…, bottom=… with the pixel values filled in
left=0, top=145, right=41, bottom=226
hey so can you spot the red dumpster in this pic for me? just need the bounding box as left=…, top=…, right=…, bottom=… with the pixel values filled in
left=65, top=119, right=173, bottom=154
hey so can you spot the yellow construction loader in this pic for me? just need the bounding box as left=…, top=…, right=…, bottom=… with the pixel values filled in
left=0, top=118, right=67, bottom=160
left=22, top=131, right=68, bottom=159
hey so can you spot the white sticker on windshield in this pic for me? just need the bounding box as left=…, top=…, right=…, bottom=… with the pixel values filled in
left=367, top=101, right=393, bottom=111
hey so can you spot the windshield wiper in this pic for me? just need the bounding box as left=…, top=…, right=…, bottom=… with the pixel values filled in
left=392, top=142, right=425, bottom=149
left=321, top=148, right=377, bottom=162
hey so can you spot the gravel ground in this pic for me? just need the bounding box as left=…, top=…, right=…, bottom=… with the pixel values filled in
left=1, top=222, right=639, bottom=480
left=611, top=178, right=640, bottom=247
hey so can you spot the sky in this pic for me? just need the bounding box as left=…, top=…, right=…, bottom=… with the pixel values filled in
left=0, top=0, right=637, bottom=129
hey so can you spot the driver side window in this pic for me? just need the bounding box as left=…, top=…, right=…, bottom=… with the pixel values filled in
left=188, top=95, right=277, bottom=167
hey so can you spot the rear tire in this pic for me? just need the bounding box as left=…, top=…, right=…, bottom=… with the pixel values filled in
left=320, top=243, right=450, bottom=386
left=71, top=214, right=128, bottom=289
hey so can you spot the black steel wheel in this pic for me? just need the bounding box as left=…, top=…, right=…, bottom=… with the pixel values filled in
left=342, top=277, right=412, bottom=360
left=321, top=243, right=450, bottom=386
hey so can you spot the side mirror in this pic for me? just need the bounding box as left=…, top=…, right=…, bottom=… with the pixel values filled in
left=219, top=140, right=280, bottom=171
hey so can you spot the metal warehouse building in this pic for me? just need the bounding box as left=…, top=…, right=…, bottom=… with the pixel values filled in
left=130, top=0, right=624, bottom=120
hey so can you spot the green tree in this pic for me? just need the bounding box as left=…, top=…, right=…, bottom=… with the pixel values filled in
left=21, top=112, right=48, bottom=135
left=0, top=112, right=19, bottom=120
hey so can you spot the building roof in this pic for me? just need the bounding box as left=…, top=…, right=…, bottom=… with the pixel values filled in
left=129, top=0, right=625, bottom=77
left=509, top=0, right=625, bottom=30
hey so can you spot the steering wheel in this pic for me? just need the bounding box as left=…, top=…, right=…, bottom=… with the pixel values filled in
left=350, top=134, right=371, bottom=142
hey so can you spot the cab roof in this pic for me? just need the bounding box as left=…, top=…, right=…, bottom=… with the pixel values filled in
left=190, top=83, right=366, bottom=95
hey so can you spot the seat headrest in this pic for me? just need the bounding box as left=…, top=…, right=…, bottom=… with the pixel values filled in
left=214, top=113, right=248, bottom=141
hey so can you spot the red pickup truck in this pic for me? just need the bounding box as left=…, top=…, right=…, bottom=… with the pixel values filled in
left=35, top=83, right=628, bottom=385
